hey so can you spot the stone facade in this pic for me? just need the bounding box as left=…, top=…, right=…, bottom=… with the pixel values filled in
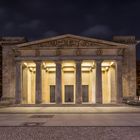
left=0, top=34, right=138, bottom=105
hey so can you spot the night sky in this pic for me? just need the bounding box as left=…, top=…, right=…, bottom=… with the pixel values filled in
left=0, top=0, right=140, bottom=59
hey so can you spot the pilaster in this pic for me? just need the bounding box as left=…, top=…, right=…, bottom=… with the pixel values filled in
left=15, top=61, right=22, bottom=104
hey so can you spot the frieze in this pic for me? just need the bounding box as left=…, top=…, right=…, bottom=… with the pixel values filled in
left=36, top=37, right=98, bottom=48
left=35, top=49, right=40, bottom=56
left=96, top=49, right=103, bottom=55
left=56, top=49, right=61, bottom=56
left=76, top=49, right=81, bottom=56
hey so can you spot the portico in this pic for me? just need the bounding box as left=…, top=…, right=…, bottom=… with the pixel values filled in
left=15, top=59, right=121, bottom=105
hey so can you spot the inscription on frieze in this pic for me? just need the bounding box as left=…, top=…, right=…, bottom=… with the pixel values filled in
left=96, top=49, right=103, bottom=55
left=42, top=37, right=96, bottom=47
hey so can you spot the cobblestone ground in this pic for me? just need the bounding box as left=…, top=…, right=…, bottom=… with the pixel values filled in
left=0, top=127, right=139, bottom=140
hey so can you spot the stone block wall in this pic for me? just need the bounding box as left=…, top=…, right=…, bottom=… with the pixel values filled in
left=0, top=45, right=2, bottom=99
left=113, top=36, right=137, bottom=98
left=0, top=37, right=27, bottom=103
left=136, top=61, right=140, bottom=89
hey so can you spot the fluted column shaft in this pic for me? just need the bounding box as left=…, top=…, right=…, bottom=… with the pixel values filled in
left=35, top=61, right=42, bottom=104
left=76, top=61, right=82, bottom=104
left=55, top=61, right=62, bottom=104
left=95, top=60, right=102, bottom=104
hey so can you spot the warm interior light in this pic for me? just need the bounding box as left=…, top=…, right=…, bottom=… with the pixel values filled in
left=106, top=67, right=109, bottom=70
left=29, top=67, right=36, bottom=72
left=82, top=61, right=94, bottom=67
left=47, top=68, right=56, bottom=72
left=27, top=63, right=36, bottom=67
left=45, top=62, right=56, bottom=67
left=102, top=62, right=110, bottom=67
left=43, top=62, right=56, bottom=70
left=110, top=62, right=114, bottom=66
left=81, top=61, right=94, bottom=71
left=62, top=61, right=75, bottom=67
left=82, top=67, right=91, bottom=72
left=63, top=67, right=75, bottom=72
left=23, top=62, right=27, bottom=66
left=102, top=61, right=115, bottom=67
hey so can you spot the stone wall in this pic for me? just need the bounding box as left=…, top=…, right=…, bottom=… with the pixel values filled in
left=0, top=45, right=2, bottom=99
left=136, top=61, right=140, bottom=89
left=1, top=37, right=27, bottom=103
left=113, top=36, right=137, bottom=98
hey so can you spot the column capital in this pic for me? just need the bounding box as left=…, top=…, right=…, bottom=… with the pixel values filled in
left=34, top=60, right=42, bottom=64
left=75, top=60, right=82, bottom=64
left=114, top=59, right=122, bottom=64
left=15, top=60, right=22, bottom=65
left=95, top=60, right=103, bottom=64
left=55, top=60, right=62, bottom=64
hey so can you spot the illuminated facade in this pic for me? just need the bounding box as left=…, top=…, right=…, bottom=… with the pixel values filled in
left=1, top=34, right=137, bottom=105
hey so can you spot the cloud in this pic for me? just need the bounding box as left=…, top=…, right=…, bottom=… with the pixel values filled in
left=19, top=19, right=41, bottom=30
left=43, top=30, right=58, bottom=38
left=81, top=25, right=113, bottom=39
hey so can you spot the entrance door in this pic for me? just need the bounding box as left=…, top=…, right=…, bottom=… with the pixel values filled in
left=82, top=85, right=89, bottom=102
left=50, top=85, right=55, bottom=103
left=65, top=85, right=74, bottom=102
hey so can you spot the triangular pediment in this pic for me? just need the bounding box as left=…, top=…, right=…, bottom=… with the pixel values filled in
left=15, top=34, right=128, bottom=50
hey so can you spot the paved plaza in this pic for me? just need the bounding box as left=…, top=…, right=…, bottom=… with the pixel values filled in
left=0, top=106, right=140, bottom=114
left=0, top=106, right=139, bottom=126
left=0, top=106, right=140, bottom=139
left=0, top=127, right=140, bottom=140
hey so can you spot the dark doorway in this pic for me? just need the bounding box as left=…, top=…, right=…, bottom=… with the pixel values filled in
left=50, top=85, right=55, bottom=103
left=82, top=85, right=89, bottom=102
left=65, top=85, right=74, bottom=102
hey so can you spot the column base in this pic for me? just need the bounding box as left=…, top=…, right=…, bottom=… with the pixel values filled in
left=15, top=100, right=21, bottom=104
left=76, top=98, right=82, bottom=104
left=35, top=100, right=42, bottom=104
left=96, top=98, right=102, bottom=104
left=76, top=102, right=82, bottom=104
left=0, top=97, right=15, bottom=105
left=55, top=96, right=62, bottom=104
left=96, top=102, right=102, bottom=104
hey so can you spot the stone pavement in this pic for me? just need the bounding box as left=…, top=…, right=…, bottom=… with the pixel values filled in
left=0, top=113, right=140, bottom=126
left=0, top=106, right=139, bottom=126
left=0, top=106, right=140, bottom=114
left=0, top=106, right=140, bottom=140
left=0, top=127, right=140, bottom=140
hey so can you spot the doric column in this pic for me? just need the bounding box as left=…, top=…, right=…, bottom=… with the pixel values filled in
left=55, top=61, right=62, bottom=104
left=110, top=65, right=117, bottom=103
left=116, top=60, right=123, bottom=103
left=15, top=61, right=22, bottom=104
left=35, top=61, right=42, bottom=104
left=95, top=60, right=102, bottom=104
left=76, top=60, right=82, bottom=104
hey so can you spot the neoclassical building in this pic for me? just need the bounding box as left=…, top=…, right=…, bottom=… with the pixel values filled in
left=1, top=34, right=137, bottom=105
